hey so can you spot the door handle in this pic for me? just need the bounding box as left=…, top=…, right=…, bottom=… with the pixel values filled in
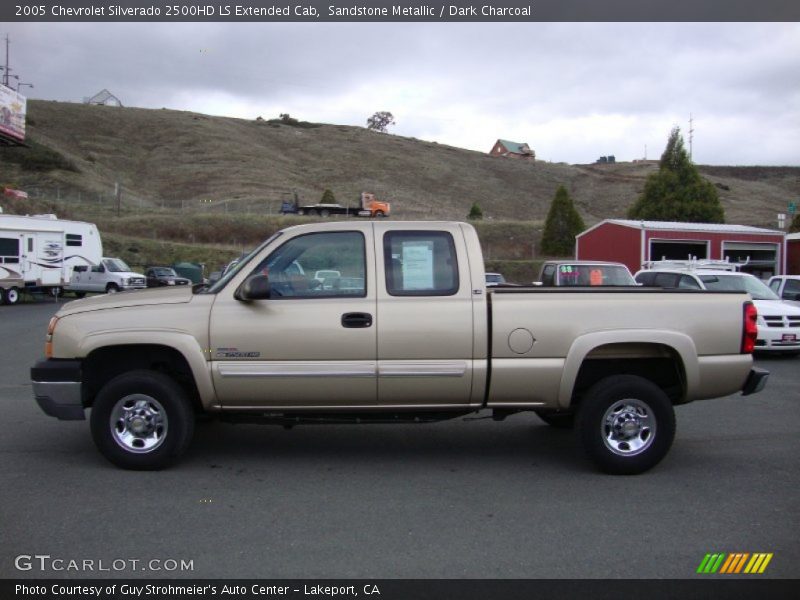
left=341, top=312, right=373, bottom=328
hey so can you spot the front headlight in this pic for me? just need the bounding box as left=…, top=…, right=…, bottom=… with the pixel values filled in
left=45, top=316, right=59, bottom=358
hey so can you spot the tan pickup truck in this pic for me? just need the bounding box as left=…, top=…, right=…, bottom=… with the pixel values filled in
left=31, top=221, right=768, bottom=474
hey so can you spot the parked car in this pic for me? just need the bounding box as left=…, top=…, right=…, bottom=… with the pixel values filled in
left=538, top=261, right=637, bottom=286
left=145, top=267, right=192, bottom=288
left=485, top=272, right=506, bottom=286
left=32, top=221, right=767, bottom=473
left=635, top=261, right=800, bottom=354
left=767, top=275, right=800, bottom=308
left=66, top=257, right=146, bottom=297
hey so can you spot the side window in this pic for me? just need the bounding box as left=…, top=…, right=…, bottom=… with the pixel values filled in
left=66, top=234, right=82, bottom=247
left=541, top=264, right=556, bottom=286
left=384, top=231, right=459, bottom=296
left=768, top=279, right=781, bottom=293
left=251, top=231, right=366, bottom=298
left=678, top=275, right=702, bottom=290
left=653, top=273, right=679, bottom=288
left=784, top=279, right=800, bottom=296
left=0, top=238, right=19, bottom=264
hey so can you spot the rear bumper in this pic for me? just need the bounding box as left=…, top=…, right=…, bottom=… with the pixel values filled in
left=741, top=367, right=769, bottom=396
left=30, top=359, right=85, bottom=420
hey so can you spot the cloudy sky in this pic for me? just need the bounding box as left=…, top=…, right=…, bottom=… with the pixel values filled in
left=4, top=22, right=799, bottom=165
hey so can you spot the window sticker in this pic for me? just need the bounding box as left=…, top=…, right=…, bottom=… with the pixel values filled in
left=401, top=241, right=434, bottom=290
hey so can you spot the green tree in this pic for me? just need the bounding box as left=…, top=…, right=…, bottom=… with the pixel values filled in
left=789, top=213, right=800, bottom=233
left=627, top=127, right=724, bottom=223
left=467, top=202, right=483, bottom=220
left=366, top=111, right=395, bottom=133
left=541, top=185, right=586, bottom=256
left=320, top=189, right=336, bottom=203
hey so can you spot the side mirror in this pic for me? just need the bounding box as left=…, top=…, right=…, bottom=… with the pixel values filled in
left=236, top=274, right=271, bottom=301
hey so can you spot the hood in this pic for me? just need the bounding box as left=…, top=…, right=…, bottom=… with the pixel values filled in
left=57, top=287, right=193, bottom=317
left=753, top=299, right=800, bottom=317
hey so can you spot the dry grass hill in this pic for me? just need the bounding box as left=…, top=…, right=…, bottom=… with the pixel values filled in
left=1, top=100, right=798, bottom=280
left=2, top=100, right=797, bottom=226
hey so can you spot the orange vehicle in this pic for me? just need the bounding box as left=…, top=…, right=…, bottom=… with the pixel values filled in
left=283, top=191, right=391, bottom=218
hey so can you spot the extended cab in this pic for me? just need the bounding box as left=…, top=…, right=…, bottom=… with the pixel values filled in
left=31, top=222, right=767, bottom=474
left=66, top=257, right=147, bottom=296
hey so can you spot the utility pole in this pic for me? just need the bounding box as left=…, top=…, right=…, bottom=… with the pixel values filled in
left=3, top=34, right=10, bottom=88
left=688, top=113, right=695, bottom=161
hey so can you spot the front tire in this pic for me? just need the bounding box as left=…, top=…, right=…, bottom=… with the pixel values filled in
left=90, top=370, right=195, bottom=470
left=106, top=283, right=119, bottom=294
left=576, top=375, right=675, bottom=475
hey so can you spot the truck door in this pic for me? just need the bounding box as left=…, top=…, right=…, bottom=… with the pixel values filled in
left=374, top=224, right=477, bottom=406
left=210, top=228, right=377, bottom=408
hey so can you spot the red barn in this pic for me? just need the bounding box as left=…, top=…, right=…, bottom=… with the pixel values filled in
left=576, top=219, right=786, bottom=278
left=787, top=232, right=800, bottom=275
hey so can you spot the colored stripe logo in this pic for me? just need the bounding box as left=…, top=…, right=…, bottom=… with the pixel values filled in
left=697, top=553, right=773, bottom=574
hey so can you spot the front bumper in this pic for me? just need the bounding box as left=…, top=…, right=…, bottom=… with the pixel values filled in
left=741, top=367, right=769, bottom=396
left=30, top=359, right=85, bottom=420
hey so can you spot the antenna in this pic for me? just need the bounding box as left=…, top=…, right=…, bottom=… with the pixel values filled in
left=689, top=113, right=695, bottom=161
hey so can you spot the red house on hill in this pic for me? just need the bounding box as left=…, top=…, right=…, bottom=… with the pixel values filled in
left=576, top=219, right=786, bottom=278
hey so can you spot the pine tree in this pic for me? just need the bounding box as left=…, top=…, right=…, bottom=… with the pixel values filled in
left=627, top=127, right=724, bottom=223
left=320, top=189, right=336, bottom=203
left=467, top=202, right=483, bottom=220
left=541, top=185, right=586, bottom=256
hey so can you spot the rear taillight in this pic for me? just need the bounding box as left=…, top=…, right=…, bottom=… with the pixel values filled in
left=742, top=302, right=758, bottom=354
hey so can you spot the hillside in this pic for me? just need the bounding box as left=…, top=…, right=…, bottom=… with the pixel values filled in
left=2, top=100, right=798, bottom=229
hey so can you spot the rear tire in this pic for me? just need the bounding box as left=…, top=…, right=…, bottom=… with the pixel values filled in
left=5, top=286, right=20, bottom=305
left=90, top=370, right=195, bottom=470
left=576, top=375, right=675, bottom=475
left=74, top=291, right=86, bottom=299
left=374, top=211, right=386, bottom=218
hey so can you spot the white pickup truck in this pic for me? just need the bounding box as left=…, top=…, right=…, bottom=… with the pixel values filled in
left=31, top=221, right=767, bottom=474
left=66, top=257, right=147, bottom=296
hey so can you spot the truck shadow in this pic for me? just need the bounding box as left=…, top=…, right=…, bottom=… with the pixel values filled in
left=186, top=416, right=585, bottom=473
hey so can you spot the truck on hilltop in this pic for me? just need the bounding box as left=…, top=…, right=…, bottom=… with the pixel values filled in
left=281, top=191, right=390, bottom=218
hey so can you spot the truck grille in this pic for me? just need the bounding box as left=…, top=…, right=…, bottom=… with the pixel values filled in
left=129, top=278, right=146, bottom=286
left=763, top=315, right=800, bottom=328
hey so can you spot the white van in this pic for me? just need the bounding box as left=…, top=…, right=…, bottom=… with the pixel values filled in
left=67, top=257, right=147, bottom=296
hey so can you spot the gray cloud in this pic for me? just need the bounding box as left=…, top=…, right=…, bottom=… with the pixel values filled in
left=5, top=22, right=799, bottom=164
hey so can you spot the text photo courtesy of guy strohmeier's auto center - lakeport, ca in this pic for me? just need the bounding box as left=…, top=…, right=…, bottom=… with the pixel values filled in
left=1, top=2, right=799, bottom=599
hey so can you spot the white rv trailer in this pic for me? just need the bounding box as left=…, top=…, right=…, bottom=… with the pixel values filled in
left=0, top=213, right=102, bottom=305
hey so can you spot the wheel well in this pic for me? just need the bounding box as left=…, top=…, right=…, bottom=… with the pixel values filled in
left=571, top=343, right=686, bottom=407
left=82, top=345, right=202, bottom=412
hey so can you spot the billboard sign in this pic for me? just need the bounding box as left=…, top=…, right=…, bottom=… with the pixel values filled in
left=0, top=85, right=26, bottom=143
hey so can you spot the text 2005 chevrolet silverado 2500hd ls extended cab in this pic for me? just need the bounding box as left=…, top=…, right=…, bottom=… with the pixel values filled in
left=31, top=221, right=768, bottom=474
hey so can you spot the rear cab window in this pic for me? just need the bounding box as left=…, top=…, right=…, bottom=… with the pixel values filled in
left=383, top=231, right=459, bottom=296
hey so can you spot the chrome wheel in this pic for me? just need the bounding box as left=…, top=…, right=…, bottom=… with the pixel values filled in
left=109, top=394, right=168, bottom=454
left=601, top=399, right=656, bottom=456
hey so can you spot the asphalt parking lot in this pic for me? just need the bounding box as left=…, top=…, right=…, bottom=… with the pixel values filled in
left=1, top=298, right=798, bottom=579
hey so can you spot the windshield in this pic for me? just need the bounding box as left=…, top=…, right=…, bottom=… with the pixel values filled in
left=104, top=258, right=131, bottom=273
left=203, top=233, right=282, bottom=294
left=699, top=274, right=780, bottom=300
left=557, top=265, right=635, bottom=286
